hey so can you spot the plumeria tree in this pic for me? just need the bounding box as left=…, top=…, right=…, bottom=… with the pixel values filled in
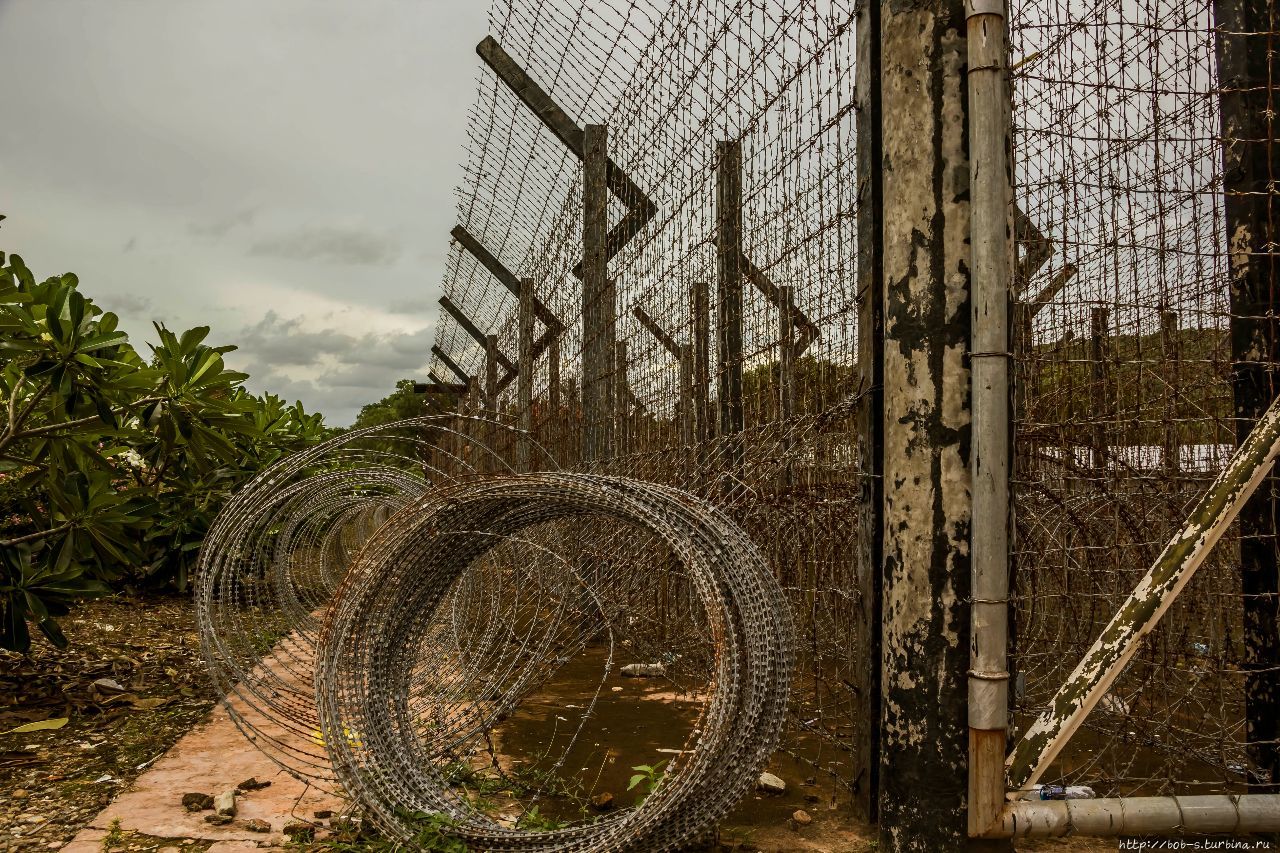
left=0, top=248, right=328, bottom=652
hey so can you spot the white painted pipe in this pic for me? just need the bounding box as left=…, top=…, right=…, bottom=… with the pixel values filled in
left=984, top=794, right=1280, bottom=838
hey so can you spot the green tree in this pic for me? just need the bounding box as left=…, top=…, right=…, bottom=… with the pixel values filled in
left=0, top=249, right=327, bottom=652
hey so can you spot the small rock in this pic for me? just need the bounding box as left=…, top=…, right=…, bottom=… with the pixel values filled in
left=11, top=789, right=28, bottom=799
left=236, top=777, right=271, bottom=792
left=283, top=822, right=315, bottom=841
left=204, top=814, right=233, bottom=826
left=158, top=847, right=181, bottom=853
left=611, top=686, right=624, bottom=692
left=804, top=793, right=820, bottom=803
left=620, top=662, right=666, bottom=678
left=590, top=792, right=615, bottom=812
left=92, top=677, right=126, bottom=693
left=313, top=809, right=333, bottom=819
left=757, top=772, right=786, bottom=794
left=181, top=793, right=213, bottom=812
left=803, top=776, right=816, bottom=786
left=243, top=819, right=270, bottom=833
left=792, top=809, right=813, bottom=826
left=213, top=789, right=237, bottom=817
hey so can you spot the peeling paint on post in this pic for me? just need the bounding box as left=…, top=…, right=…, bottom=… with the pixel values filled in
left=1216, top=0, right=1280, bottom=791
left=1006, top=392, right=1280, bottom=790
left=876, top=0, right=973, bottom=847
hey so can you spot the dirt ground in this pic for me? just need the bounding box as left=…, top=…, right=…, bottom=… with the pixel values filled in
left=0, top=594, right=216, bottom=852
left=0, top=595, right=1178, bottom=852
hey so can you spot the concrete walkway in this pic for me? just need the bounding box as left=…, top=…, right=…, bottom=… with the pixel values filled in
left=61, top=698, right=344, bottom=853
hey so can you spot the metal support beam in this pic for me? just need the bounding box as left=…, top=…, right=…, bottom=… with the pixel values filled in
left=742, top=254, right=820, bottom=357
left=1161, top=309, right=1181, bottom=475
left=1006, top=391, right=1280, bottom=791
left=679, top=344, right=695, bottom=447
left=876, top=0, right=973, bottom=846
left=484, top=333, right=499, bottom=412
left=475, top=36, right=656, bottom=281
left=581, top=123, right=615, bottom=464
left=451, top=225, right=564, bottom=336
left=633, top=304, right=683, bottom=359
left=615, top=340, right=630, bottom=457
left=439, top=296, right=517, bottom=376
left=432, top=345, right=471, bottom=386
left=1090, top=306, right=1110, bottom=473
left=1216, top=0, right=1280, bottom=790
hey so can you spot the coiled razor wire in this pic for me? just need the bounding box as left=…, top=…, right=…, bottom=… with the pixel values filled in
left=315, top=472, right=793, bottom=851
left=195, top=414, right=558, bottom=787
left=197, top=415, right=794, bottom=850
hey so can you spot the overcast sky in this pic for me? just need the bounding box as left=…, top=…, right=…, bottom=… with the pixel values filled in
left=0, top=0, right=490, bottom=425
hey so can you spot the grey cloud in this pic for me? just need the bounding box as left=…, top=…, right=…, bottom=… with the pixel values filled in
left=235, top=311, right=432, bottom=372
left=190, top=208, right=259, bottom=239
left=248, top=226, right=400, bottom=266
left=386, top=298, right=437, bottom=315
left=107, top=292, right=153, bottom=315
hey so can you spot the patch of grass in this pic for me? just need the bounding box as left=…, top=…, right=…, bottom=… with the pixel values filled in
left=100, top=818, right=126, bottom=852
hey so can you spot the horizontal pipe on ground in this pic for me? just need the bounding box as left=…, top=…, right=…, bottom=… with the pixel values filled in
left=984, top=794, right=1280, bottom=838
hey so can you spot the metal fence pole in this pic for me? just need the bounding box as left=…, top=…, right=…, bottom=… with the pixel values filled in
left=967, top=0, right=1014, bottom=838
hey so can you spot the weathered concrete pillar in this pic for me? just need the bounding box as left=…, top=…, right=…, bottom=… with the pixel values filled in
left=875, top=0, right=974, bottom=848
left=1216, top=0, right=1280, bottom=791
left=582, top=123, right=615, bottom=464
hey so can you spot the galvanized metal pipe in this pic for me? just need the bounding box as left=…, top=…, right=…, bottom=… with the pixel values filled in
left=966, top=0, right=1014, bottom=838
left=984, top=794, right=1280, bottom=838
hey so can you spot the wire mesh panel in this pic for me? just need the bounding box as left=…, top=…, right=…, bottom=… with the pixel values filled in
left=1010, top=0, right=1279, bottom=795
left=428, top=0, right=866, bottom=797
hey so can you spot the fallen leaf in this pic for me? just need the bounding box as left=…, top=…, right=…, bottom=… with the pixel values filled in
left=3, top=717, right=69, bottom=734
left=128, top=697, right=173, bottom=711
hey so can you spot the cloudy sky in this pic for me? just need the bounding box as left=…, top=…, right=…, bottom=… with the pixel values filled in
left=0, top=1, right=490, bottom=425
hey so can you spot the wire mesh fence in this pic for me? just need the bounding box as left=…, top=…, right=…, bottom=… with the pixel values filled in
left=1010, top=0, right=1277, bottom=796
left=424, top=0, right=1279, bottom=807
